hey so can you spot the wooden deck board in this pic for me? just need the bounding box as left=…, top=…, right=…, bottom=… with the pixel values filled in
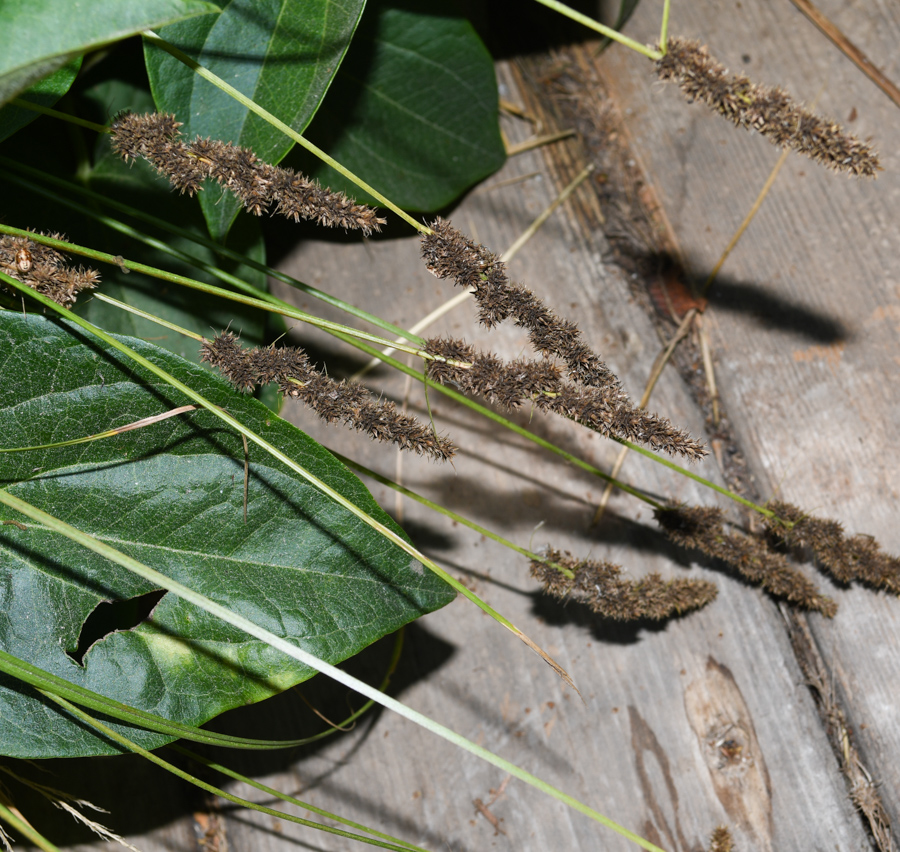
left=595, top=0, right=900, bottom=843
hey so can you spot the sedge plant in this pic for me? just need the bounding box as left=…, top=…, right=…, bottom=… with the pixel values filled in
left=0, top=2, right=896, bottom=852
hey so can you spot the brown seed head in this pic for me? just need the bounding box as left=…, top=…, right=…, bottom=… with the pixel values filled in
left=0, top=232, right=100, bottom=309
left=656, top=37, right=880, bottom=177
left=531, top=548, right=717, bottom=621
left=655, top=503, right=837, bottom=615
left=110, top=112, right=386, bottom=233
left=201, top=332, right=455, bottom=462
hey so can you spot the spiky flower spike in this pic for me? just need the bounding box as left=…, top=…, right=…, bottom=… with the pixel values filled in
left=110, top=112, right=386, bottom=234
left=766, top=501, right=900, bottom=594
left=421, top=218, right=625, bottom=392
left=201, top=332, right=455, bottom=462
left=707, top=826, right=734, bottom=852
left=655, top=503, right=837, bottom=615
left=531, top=549, right=717, bottom=621
left=656, top=38, right=880, bottom=177
left=426, top=337, right=707, bottom=460
left=0, top=233, right=99, bottom=308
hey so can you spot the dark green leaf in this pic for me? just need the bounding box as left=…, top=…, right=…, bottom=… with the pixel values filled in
left=291, top=0, right=506, bottom=211
left=0, top=0, right=219, bottom=108
left=598, top=0, right=642, bottom=51
left=0, top=313, right=454, bottom=757
left=0, top=58, right=82, bottom=144
left=145, top=0, right=367, bottom=240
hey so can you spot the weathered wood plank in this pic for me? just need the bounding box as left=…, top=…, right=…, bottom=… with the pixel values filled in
left=592, top=0, right=900, bottom=843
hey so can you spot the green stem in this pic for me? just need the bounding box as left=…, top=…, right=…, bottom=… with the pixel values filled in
left=0, top=648, right=318, bottom=750
left=659, top=0, right=671, bottom=52
left=170, top=744, right=425, bottom=852
left=336, top=452, right=576, bottom=578
left=612, top=435, right=774, bottom=517
left=0, top=159, right=418, bottom=343
left=141, top=30, right=428, bottom=234
left=9, top=97, right=107, bottom=134
left=39, top=693, right=426, bottom=852
left=0, top=800, right=60, bottom=852
left=0, top=225, right=427, bottom=354
left=531, top=0, right=662, bottom=59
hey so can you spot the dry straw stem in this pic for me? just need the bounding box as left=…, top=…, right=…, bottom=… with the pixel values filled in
left=425, top=336, right=706, bottom=460
left=656, top=37, right=880, bottom=177
left=766, top=501, right=900, bottom=594
left=201, top=332, right=455, bottom=462
left=532, top=549, right=717, bottom=620
left=655, top=504, right=837, bottom=615
left=110, top=112, right=386, bottom=234
left=0, top=233, right=99, bottom=308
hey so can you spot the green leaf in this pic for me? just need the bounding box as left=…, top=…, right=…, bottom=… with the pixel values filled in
left=598, top=0, right=642, bottom=51
left=0, top=0, right=220, bottom=108
left=0, top=57, right=82, bottom=144
left=290, top=0, right=506, bottom=211
left=0, top=313, right=454, bottom=758
left=145, top=0, right=368, bottom=240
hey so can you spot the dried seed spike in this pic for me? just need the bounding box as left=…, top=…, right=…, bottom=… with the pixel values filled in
left=531, top=549, right=717, bottom=621
left=109, top=112, right=386, bottom=232
left=425, top=337, right=706, bottom=460
left=767, top=501, right=900, bottom=594
left=656, top=37, right=880, bottom=177
left=201, top=333, right=455, bottom=462
left=0, top=232, right=100, bottom=309
left=655, top=503, right=836, bottom=615
left=421, top=218, right=626, bottom=391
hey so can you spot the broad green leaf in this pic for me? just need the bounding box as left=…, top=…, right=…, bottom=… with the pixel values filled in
left=290, top=0, right=506, bottom=211
left=0, top=313, right=454, bottom=758
left=0, top=0, right=220, bottom=108
left=0, top=57, right=81, bottom=144
left=145, top=0, right=368, bottom=240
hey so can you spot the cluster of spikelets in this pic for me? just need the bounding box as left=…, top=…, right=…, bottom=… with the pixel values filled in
left=426, top=336, right=706, bottom=459
left=110, top=112, right=386, bottom=234
left=0, top=233, right=99, bottom=309
left=200, top=331, right=456, bottom=462
left=766, top=501, right=900, bottom=594
left=655, top=503, right=837, bottom=615
left=656, top=37, right=880, bottom=177
left=531, top=548, right=717, bottom=621
left=97, top=109, right=894, bottom=625
left=420, top=219, right=706, bottom=460
left=655, top=501, right=900, bottom=615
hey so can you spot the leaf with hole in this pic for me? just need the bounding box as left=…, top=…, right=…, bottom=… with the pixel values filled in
left=0, top=313, right=454, bottom=758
